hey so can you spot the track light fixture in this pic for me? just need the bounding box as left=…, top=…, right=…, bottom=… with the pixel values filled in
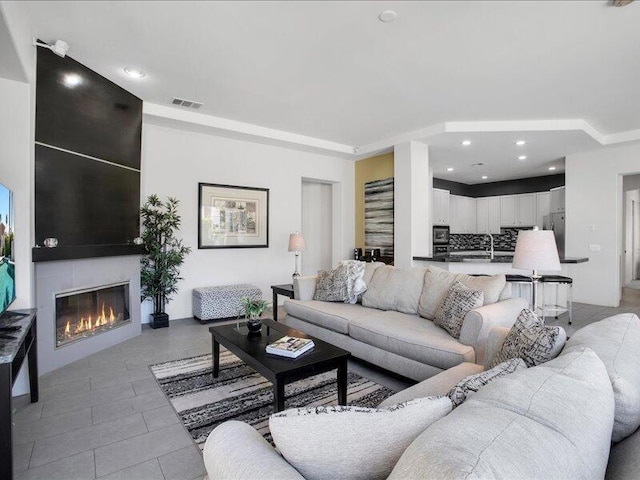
left=33, top=38, right=69, bottom=58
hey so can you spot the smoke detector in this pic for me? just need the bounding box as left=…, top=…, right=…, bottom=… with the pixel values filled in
left=171, top=97, right=203, bottom=109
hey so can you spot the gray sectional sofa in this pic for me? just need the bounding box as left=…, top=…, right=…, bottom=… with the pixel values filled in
left=282, top=263, right=528, bottom=381
left=204, top=313, right=640, bottom=479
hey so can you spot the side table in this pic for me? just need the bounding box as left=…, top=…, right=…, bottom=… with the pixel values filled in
left=271, top=284, right=294, bottom=322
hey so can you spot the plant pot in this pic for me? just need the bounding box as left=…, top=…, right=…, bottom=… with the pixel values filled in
left=246, top=316, right=262, bottom=333
left=151, top=312, right=169, bottom=329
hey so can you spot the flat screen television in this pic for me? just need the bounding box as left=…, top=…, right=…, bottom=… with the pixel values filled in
left=0, top=182, right=15, bottom=314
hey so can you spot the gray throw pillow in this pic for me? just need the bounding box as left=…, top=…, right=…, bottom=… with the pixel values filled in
left=491, top=308, right=563, bottom=368
left=269, top=396, right=452, bottom=480
left=434, top=281, right=484, bottom=339
left=314, top=261, right=365, bottom=303
left=448, top=358, right=527, bottom=408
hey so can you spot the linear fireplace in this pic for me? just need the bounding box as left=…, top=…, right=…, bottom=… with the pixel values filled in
left=55, top=282, right=131, bottom=348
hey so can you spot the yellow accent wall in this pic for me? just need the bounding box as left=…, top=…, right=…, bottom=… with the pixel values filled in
left=355, top=152, right=394, bottom=249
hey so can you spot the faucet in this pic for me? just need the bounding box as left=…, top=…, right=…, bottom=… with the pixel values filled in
left=485, top=234, right=494, bottom=260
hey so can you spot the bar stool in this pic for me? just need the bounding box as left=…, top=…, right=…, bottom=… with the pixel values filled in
left=505, top=274, right=534, bottom=307
left=539, top=275, right=573, bottom=325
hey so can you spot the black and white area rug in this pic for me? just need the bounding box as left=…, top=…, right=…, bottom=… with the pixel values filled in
left=150, top=350, right=395, bottom=448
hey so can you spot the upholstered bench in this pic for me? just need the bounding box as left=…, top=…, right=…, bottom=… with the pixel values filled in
left=193, top=284, right=262, bottom=324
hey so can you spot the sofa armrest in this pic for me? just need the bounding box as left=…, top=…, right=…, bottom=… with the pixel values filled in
left=203, top=421, right=305, bottom=480
left=293, top=275, right=317, bottom=301
left=459, top=297, right=528, bottom=366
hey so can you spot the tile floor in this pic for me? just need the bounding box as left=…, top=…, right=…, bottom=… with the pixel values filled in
left=12, top=290, right=640, bottom=479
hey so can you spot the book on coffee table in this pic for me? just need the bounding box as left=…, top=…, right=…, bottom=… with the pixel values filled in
left=266, top=336, right=315, bottom=358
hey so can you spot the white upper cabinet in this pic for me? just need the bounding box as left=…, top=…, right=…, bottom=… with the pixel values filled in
left=550, top=186, right=565, bottom=213
left=450, top=195, right=476, bottom=233
left=432, top=188, right=450, bottom=226
left=517, top=193, right=536, bottom=226
left=488, top=197, right=501, bottom=233
left=536, top=191, right=551, bottom=229
left=476, top=198, right=489, bottom=234
left=501, top=195, right=517, bottom=226
left=501, top=193, right=536, bottom=227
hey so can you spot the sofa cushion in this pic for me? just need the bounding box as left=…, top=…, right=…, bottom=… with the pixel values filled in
left=606, top=426, right=640, bottom=479
left=434, top=281, right=484, bottom=339
left=563, top=313, right=640, bottom=443
left=283, top=299, right=380, bottom=335
left=349, top=311, right=475, bottom=369
left=447, top=358, right=527, bottom=408
left=418, top=267, right=506, bottom=320
left=270, top=396, right=452, bottom=480
left=357, top=261, right=385, bottom=303
left=362, top=266, right=427, bottom=314
left=379, top=362, right=484, bottom=407
left=491, top=308, right=565, bottom=368
left=389, top=349, right=615, bottom=480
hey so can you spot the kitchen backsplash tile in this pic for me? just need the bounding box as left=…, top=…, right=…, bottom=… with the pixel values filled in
left=449, top=228, right=528, bottom=252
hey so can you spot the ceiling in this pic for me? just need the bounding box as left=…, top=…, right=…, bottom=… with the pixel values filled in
left=11, top=1, right=640, bottom=182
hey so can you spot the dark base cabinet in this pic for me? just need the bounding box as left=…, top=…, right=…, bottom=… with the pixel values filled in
left=1, top=309, right=38, bottom=480
left=150, top=313, right=169, bottom=329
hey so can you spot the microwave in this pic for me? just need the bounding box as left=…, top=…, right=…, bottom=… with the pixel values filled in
left=433, top=225, right=450, bottom=245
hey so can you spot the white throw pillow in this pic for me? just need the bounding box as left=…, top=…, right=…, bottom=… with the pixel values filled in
left=269, top=396, right=452, bottom=480
left=361, top=266, right=428, bottom=314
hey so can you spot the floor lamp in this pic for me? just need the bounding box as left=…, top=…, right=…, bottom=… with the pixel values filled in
left=288, top=232, right=306, bottom=280
left=512, top=227, right=561, bottom=313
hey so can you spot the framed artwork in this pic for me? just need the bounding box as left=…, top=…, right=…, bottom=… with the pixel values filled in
left=198, top=183, right=269, bottom=249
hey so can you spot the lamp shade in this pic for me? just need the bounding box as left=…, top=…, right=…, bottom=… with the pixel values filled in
left=288, top=233, right=306, bottom=252
left=512, top=229, right=561, bottom=272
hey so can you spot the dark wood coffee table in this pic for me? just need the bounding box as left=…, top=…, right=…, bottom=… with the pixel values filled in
left=209, top=318, right=350, bottom=412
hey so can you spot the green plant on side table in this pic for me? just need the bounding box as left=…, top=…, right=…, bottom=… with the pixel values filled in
left=140, top=194, right=191, bottom=329
left=241, top=297, right=269, bottom=333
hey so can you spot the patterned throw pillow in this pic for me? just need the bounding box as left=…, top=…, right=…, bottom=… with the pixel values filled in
left=269, top=396, right=452, bottom=480
left=434, top=281, right=484, bottom=338
left=314, top=261, right=366, bottom=303
left=448, top=358, right=527, bottom=408
left=491, top=308, right=561, bottom=368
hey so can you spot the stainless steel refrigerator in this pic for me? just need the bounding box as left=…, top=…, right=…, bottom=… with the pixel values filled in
left=543, top=213, right=565, bottom=258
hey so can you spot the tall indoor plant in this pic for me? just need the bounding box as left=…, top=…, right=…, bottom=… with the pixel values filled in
left=140, top=194, right=191, bottom=329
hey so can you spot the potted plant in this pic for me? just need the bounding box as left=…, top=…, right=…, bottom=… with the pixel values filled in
left=140, top=194, right=191, bottom=329
left=241, top=297, right=269, bottom=333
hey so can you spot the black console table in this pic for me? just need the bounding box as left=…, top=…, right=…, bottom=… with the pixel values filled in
left=271, top=284, right=294, bottom=322
left=0, top=309, right=38, bottom=480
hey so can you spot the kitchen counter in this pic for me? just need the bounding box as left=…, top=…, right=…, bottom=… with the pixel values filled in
left=413, top=254, right=589, bottom=264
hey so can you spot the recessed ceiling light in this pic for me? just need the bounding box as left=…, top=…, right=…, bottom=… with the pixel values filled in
left=447, top=167, right=454, bottom=172
left=378, top=10, right=397, bottom=22
left=549, top=166, right=557, bottom=171
left=124, top=67, right=146, bottom=78
left=481, top=175, right=488, bottom=180
left=515, top=140, right=526, bottom=146
left=62, top=73, right=82, bottom=88
left=461, top=140, right=471, bottom=146
left=518, top=155, right=527, bottom=160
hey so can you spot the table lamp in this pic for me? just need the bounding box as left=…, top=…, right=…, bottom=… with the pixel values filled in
left=512, top=226, right=561, bottom=312
left=288, top=232, right=306, bottom=280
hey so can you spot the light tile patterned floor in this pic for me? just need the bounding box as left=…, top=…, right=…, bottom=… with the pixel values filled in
left=13, top=291, right=640, bottom=479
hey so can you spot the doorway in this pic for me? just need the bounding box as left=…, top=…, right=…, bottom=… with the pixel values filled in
left=623, top=175, right=640, bottom=289
left=301, top=180, right=333, bottom=276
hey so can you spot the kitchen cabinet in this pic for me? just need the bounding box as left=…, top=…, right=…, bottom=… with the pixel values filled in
left=432, top=188, right=450, bottom=226
left=488, top=197, right=501, bottom=233
left=536, top=191, right=551, bottom=229
left=501, top=193, right=536, bottom=227
left=550, top=186, right=565, bottom=213
left=476, top=198, right=489, bottom=234
left=450, top=195, right=476, bottom=233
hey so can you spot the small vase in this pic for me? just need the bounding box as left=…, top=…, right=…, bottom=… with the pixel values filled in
left=246, top=313, right=262, bottom=333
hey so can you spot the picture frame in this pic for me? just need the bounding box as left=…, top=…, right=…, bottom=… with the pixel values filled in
left=198, top=183, right=269, bottom=249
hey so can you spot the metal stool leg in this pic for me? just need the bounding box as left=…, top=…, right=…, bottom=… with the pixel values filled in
left=568, top=283, right=573, bottom=325
left=555, top=283, right=559, bottom=319
left=541, top=282, right=546, bottom=321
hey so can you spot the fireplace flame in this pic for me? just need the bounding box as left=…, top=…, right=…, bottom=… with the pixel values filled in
left=63, top=302, right=123, bottom=338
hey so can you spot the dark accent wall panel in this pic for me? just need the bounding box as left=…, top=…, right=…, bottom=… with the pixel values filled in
left=35, top=145, right=140, bottom=246
left=434, top=174, right=565, bottom=198
left=35, top=49, right=142, bottom=169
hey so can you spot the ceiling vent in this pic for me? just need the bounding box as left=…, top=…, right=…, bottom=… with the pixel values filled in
left=471, top=162, right=485, bottom=167
left=171, top=97, right=203, bottom=109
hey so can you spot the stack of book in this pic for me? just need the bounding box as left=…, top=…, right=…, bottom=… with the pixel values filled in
left=266, top=336, right=315, bottom=358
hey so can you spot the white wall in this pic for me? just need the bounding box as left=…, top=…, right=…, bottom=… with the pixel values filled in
left=141, top=121, right=354, bottom=321
left=565, top=142, right=640, bottom=306
left=301, top=181, right=332, bottom=276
